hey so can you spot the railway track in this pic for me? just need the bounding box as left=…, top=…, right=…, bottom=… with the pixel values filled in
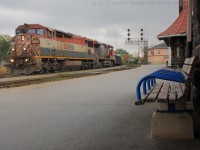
left=0, top=65, right=134, bottom=89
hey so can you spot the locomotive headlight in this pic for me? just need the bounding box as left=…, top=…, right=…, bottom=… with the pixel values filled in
left=23, top=47, right=26, bottom=51
left=12, top=48, right=15, bottom=51
left=21, top=35, right=25, bottom=41
left=11, top=59, right=14, bottom=63
left=25, top=59, right=28, bottom=62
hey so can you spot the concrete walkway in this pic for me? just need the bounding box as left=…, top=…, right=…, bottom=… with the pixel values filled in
left=0, top=65, right=199, bottom=150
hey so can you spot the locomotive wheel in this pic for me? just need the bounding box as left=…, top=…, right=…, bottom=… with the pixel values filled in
left=81, top=62, right=85, bottom=70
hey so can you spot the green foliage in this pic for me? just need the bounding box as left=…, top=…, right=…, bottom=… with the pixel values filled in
left=132, top=57, right=139, bottom=64
left=0, top=35, right=11, bottom=61
left=115, top=48, right=129, bottom=55
left=125, top=57, right=139, bottom=65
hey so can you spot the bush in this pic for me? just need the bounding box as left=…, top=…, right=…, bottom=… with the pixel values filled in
left=0, top=35, right=11, bottom=62
left=0, top=66, right=7, bottom=74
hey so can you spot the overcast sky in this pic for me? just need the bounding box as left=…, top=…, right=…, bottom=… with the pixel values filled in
left=0, top=0, right=179, bottom=53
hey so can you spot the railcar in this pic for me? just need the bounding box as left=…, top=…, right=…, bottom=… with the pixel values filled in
left=7, top=24, right=116, bottom=74
left=115, top=54, right=123, bottom=66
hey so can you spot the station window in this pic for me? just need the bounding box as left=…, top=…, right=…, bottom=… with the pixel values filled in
left=36, top=29, right=44, bottom=36
left=158, top=50, right=160, bottom=54
left=151, top=50, right=154, bottom=56
left=177, top=46, right=180, bottom=57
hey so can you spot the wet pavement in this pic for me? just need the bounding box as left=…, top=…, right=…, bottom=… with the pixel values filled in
left=0, top=65, right=199, bottom=150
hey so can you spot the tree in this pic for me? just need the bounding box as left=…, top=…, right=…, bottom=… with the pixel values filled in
left=115, top=48, right=129, bottom=55
left=115, top=48, right=133, bottom=63
left=0, top=35, right=11, bottom=65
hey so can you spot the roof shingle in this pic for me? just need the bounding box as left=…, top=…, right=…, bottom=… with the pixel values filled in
left=157, top=0, right=188, bottom=39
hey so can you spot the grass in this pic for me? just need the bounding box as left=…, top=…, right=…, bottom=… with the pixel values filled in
left=0, top=65, right=139, bottom=89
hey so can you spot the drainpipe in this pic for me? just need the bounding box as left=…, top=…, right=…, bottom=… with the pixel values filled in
left=186, top=0, right=192, bottom=58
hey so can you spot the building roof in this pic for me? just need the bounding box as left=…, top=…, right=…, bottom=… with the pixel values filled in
left=157, top=0, right=188, bottom=39
left=151, top=43, right=168, bottom=49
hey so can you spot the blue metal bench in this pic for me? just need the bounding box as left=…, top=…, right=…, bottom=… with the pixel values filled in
left=136, top=70, right=185, bottom=100
left=135, top=56, right=199, bottom=111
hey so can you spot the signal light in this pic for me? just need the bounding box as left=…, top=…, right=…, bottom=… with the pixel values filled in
left=141, top=38, right=143, bottom=41
left=127, top=29, right=130, bottom=32
left=127, top=33, right=130, bottom=36
left=128, top=38, right=130, bottom=41
left=141, top=28, right=143, bottom=32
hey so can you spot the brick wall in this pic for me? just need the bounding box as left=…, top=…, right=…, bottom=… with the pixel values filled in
left=192, top=0, right=200, bottom=114
left=193, top=0, right=200, bottom=49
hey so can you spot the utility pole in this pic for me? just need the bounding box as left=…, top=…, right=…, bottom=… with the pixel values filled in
left=125, top=29, right=148, bottom=64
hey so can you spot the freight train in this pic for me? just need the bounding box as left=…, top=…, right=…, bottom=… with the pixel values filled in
left=7, top=24, right=120, bottom=74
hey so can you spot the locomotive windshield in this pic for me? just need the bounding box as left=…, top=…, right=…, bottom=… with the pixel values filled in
left=28, top=29, right=35, bottom=34
left=16, top=29, right=26, bottom=35
left=28, top=28, right=44, bottom=36
left=36, top=29, right=44, bottom=36
left=16, top=28, right=44, bottom=36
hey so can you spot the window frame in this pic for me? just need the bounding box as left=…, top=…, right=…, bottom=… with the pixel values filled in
left=28, top=29, right=36, bottom=34
left=36, top=28, right=44, bottom=36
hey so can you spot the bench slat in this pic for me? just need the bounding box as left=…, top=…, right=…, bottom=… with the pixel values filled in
left=157, top=92, right=168, bottom=103
left=169, top=83, right=176, bottom=103
left=169, top=92, right=176, bottom=103
left=175, top=83, right=183, bottom=99
left=145, top=83, right=163, bottom=102
left=177, top=91, right=183, bottom=99
left=137, top=82, right=163, bottom=105
left=157, top=82, right=170, bottom=103
left=146, top=92, right=159, bottom=102
left=161, top=88, right=169, bottom=93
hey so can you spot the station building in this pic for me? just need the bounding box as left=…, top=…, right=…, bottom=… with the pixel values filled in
left=148, top=43, right=169, bottom=65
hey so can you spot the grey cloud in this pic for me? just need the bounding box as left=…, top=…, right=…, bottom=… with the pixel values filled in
left=0, top=0, right=179, bottom=52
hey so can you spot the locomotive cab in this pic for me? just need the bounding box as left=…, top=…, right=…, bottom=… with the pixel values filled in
left=7, top=24, right=44, bottom=74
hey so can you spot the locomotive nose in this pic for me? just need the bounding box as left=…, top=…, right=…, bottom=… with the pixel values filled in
left=12, top=34, right=30, bottom=57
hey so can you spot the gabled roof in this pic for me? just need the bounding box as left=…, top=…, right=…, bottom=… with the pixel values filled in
left=152, top=43, right=168, bottom=49
left=157, top=0, right=188, bottom=39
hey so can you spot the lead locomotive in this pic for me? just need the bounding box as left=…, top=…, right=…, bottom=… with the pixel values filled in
left=7, top=24, right=116, bottom=74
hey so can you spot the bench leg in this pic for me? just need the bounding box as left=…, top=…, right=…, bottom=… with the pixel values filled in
left=158, top=97, right=186, bottom=111
left=151, top=111, right=194, bottom=139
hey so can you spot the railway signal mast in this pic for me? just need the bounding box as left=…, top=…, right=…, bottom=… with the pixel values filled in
left=125, top=29, right=148, bottom=64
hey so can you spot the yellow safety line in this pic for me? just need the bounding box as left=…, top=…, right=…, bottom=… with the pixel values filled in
left=33, top=56, right=95, bottom=60
left=69, top=58, right=95, bottom=60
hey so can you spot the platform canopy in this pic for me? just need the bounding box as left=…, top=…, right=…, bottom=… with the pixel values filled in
left=157, top=0, right=188, bottom=39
